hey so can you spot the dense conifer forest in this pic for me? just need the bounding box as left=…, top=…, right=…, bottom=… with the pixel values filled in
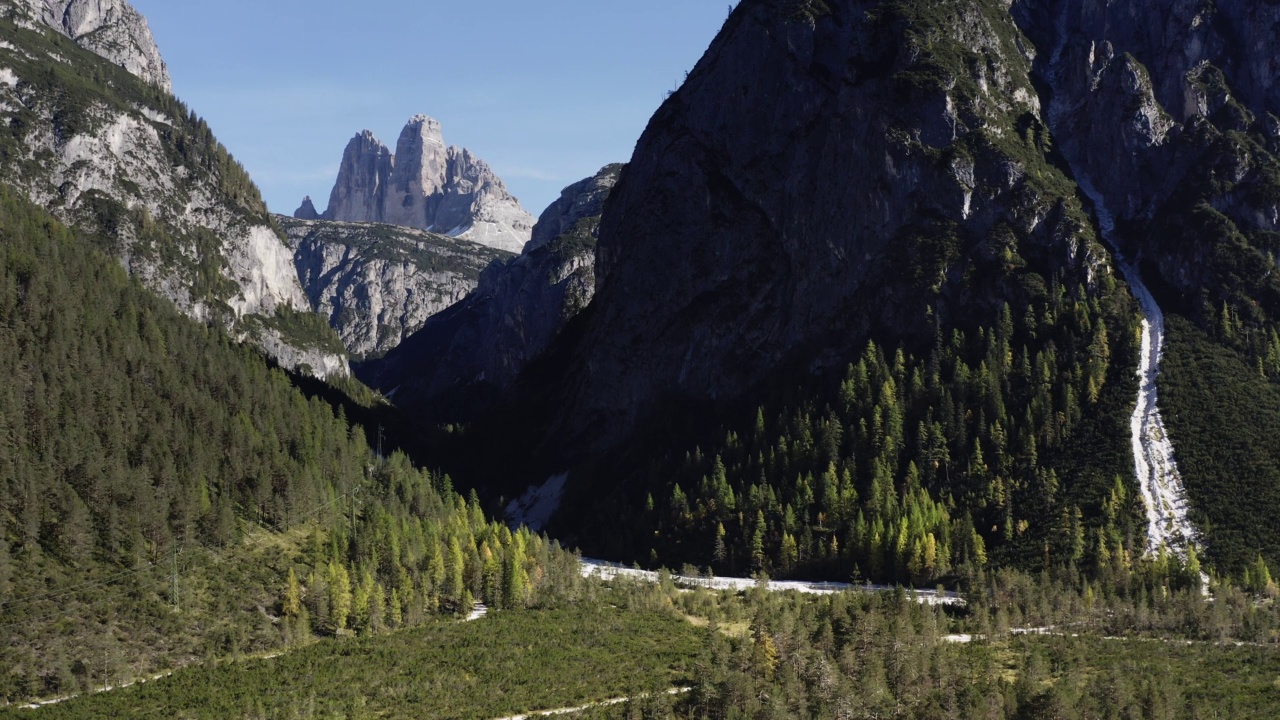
left=568, top=213, right=1164, bottom=588
left=0, top=188, right=578, bottom=702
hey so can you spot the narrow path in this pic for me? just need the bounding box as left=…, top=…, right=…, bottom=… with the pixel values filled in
left=579, top=559, right=965, bottom=606
left=489, top=687, right=691, bottom=720
left=18, top=669, right=175, bottom=710
left=944, top=626, right=1271, bottom=649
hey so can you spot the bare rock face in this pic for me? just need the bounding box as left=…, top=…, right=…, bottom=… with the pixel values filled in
left=529, top=165, right=621, bottom=250
left=325, top=130, right=393, bottom=224
left=1012, top=0, right=1280, bottom=309
left=528, top=0, right=1111, bottom=462
left=0, top=1, right=348, bottom=378
left=380, top=115, right=450, bottom=230
left=279, top=216, right=512, bottom=359
left=321, top=115, right=535, bottom=253
left=21, top=0, right=171, bottom=91
left=363, top=164, right=623, bottom=414
left=293, top=196, right=320, bottom=220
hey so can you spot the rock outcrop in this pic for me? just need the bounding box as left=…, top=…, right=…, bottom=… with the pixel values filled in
left=19, top=0, right=171, bottom=91
left=321, top=115, right=535, bottom=254
left=1012, top=0, right=1280, bottom=306
left=279, top=216, right=512, bottom=359
left=0, top=1, right=347, bottom=377
left=293, top=196, right=320, bottom=220
left=521, top=0, right=1111, bottom=462
left=364, top=164, right=622, bottom=412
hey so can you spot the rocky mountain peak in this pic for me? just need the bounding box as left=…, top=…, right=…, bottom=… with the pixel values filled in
left=383, top=114, right=450, bottom=229
left=293, top=196, right=320, bottom=220
left=319, top=115, right=535, bottom=253
left=405, top=113, right=444, bottom=139
left=323, top=129, right=394, bottom=224
left=22, top=0, right=171, bottom=91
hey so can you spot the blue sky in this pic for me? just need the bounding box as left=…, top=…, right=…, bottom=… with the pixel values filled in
left=131, top=0, right=735, bottom=217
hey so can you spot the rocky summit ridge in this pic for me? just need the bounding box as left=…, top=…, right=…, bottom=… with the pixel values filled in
left=313, top=115, right=535, bottom=254
left=280, top=215, right=512, bottom=359
left=16, top=0, right=171, bottom=91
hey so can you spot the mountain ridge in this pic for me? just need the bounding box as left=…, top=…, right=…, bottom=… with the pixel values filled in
left=0, top=0, right=348, bottom=377
left=316, top=115, right=535, bottom=254
left=280, top=214, right=512, bottom=359
left=363, top=163, right=623, bottom=419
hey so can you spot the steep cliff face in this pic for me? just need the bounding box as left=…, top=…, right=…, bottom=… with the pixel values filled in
left=1010, top=0, right=1280, bottom=568
left=1013, top=0, right=1280, bottom=293
left=280, top=216, right=511, bottom=359
left=541, top=0, right=1111, bottom=460
left=325, top=130, right=393, bottom=225
left=0, top=1, right=347, bottom=377
left=364, top=164, right=621, bottom=413
left=17, top=0, right=170, bottom=91
left=388, top=0, right=1151, bottom=573
left=321, top=115, right=535, bottom=253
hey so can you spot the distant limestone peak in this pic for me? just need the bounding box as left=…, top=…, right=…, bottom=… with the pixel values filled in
left=24, top=0, right=172, bottom=92
left=321, top=115, right=534, bottom=253
left=293, top=196, right=320, bottom=220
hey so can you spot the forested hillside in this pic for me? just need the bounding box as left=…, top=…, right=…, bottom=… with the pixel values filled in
left=0, top=4, right=346, bottom=373
left=572, top=279, right=1167, bottom=588
left=0, top=187, right=577, bottom=703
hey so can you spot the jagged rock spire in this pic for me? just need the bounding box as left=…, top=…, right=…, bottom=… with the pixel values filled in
left=293, top=196, right=320, bottom=220
left=321, top=115, right=534, bottom=253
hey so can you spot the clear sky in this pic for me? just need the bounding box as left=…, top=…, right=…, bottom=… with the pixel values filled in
left=130, top=0, right=735, bottom=218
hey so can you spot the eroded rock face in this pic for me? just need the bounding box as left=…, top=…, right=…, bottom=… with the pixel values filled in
left=325, top=130, right=392, bottom=225
left=321, top=115, right=535, bottom=254
left=0, top=2, right=348, bottom=378
left=21, top=0, right=171, bottom=91
left=363, top=164, right=623, bottom=414
left=280, top=216, right=511, bottom=359
left=529, top=166, right=621, bottom=250
left=1012, top=0, right=1280, bottom=308
left=531, top=0, right=1109, bottom=461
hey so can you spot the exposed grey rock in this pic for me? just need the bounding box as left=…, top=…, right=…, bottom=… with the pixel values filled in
left=528, top=0, right=1107, bottom=461
left=279, top=215, right=511, bottom=359
left=363, top=164, right=622, bottom=411
left=256, top=326, right=350, bottom=380
left=321, top=115, right=535, bottom=253
left=380, top=116, right=450, bottom=230
left=1012, top=0, right=1280, bottom=297
left=0, top=2, right=347, bottom=378
left=293, top=195, right=320, bottom=220
left=325, top=130, right=392, bottom=224
left=19, top=0, right=171, bottom=91
left=529, top=165, right=621, bottom=250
